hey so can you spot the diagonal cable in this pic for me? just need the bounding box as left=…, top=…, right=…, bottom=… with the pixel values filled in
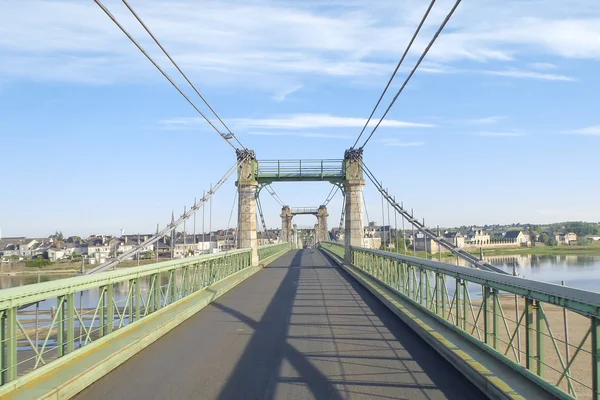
left=359, top=0, right=462, bottom=149
left=351, top=0, right=437, bottom=148
left=94, top=0, right=237, bottom=150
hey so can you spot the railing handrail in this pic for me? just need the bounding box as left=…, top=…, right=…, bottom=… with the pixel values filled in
left=258, top=159, right=343, bottom=163
left=0, top=249, right=252, bottom=309
left=350, top=245, right=600, bottom=318
left=258, top=242, right=288, bottom=249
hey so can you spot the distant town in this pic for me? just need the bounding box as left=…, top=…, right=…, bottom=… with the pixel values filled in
left=1, top=221, right=599, bottom=268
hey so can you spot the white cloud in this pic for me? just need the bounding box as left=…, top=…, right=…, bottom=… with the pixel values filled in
left=528, top=62, right=557, bottom=70
left=474, top=131, right=525, bottom=137
left=563, top=125, right=600, bottom=135
left=272, top=84, right=303, bottom=102
left=0, top=0, right=599, bottom=88
left=467, top=116, right=506, bottom=125
left=377, top=139, right=425, bottom=147
left=483, top=69, right=576, bottom=82
left=234, top=114, right=434, bottom=130
left=247, top=131, right=352, bottom=139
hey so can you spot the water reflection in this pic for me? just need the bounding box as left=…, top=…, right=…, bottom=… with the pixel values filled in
left=451, top=254, right=600, bottom=293
left=0, top=273, right=76, bottom=289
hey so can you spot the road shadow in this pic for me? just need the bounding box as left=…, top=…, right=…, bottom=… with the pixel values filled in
left=213, top=249, right=484, bottom=400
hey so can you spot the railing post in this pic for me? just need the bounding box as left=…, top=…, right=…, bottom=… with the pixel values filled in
left=593, top=317, right=599, bottom=400
left=57, top=296, right=65, bottom=356
left=484, top=286, right=492, bottom=344
left=169, top=270, right=176, bottom=303
left=456, top=278, right=462, bottom=329
left=463, top=281, right=468, bottom=331
left=525, top=298, right=534, bottom=370
left=425, top=270, right=431, bottom=309
left=154, top=273, right=162, bottom=311
left=99, top=287, right=105, bottom=337
left=536, top=301, right=544, bottom=377
left=135, top=278, right=141, bottom=322
left=493, top=289, right=499, bottom=350
left=128, top=279, right=134, bottom=324
left=0, top=311, right=5, bottom=385
left=5, top=307, right=17, bottom=382
left=66, top=293, right=75, bottom=354
left=106, top=283, right=114, bottom=334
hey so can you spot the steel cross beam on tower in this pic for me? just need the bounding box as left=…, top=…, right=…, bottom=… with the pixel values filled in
left=256, top=159, right=346, bottom=184
left=290, top=207, right=320, bottom=215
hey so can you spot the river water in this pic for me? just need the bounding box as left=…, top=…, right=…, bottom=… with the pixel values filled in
left=453, top=253, right=600, bottom=293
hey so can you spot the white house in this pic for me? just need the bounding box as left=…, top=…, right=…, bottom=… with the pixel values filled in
left=48, top=248, right=66, bottom=262
left=555, top=232, right=578, bottom=245
left=88, top=244, right=111, bottom=263
left=504, top=231, right=530, bottom=245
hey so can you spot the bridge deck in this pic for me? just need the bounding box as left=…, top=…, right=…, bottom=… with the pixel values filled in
left=75, top=250, right=484, bottom=400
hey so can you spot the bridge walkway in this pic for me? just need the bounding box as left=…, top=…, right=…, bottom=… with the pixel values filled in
left=75, top=249, right=485, bottom=400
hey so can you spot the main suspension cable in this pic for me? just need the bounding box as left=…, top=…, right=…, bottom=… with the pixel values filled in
left=351, top=0, right=437, bottom=148
left=265, top=184, right=286, bottom=207
left=358, top=0, right=462, bottom=150
left=322, top=185, right=339, bottom=207
left=119, top=0, right=246, bottom=150
left=94, top=0, right=238, bottom=150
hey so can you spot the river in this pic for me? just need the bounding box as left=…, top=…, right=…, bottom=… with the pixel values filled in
left=454, top=253, right=600, bottom=292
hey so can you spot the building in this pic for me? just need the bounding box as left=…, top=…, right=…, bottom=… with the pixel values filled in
left=414, top=233, right=445, bottom=253
left=443, top=232, right=465, bottom=248
left=467, top=229, right=490, bottom=245
left=504, top=231, right=530, bottom=245
left=555, top=232, right=578, bottom=245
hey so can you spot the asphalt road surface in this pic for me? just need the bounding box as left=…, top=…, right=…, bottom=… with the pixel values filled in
left=75, top=249, right=485, bottom=400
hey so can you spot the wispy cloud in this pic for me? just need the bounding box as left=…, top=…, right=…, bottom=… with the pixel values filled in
left=234, top=114, right=434, bottom=130
left=563, top=125, right=600, bottom=135
left=272, top=84, right=303, bottom=102
left=528, top=62, right=557, bottom=70
left=378, top=139, right=425, bottom=147
left=158, top=113, right=435, bottom=133
left=247, top=131, right=352, bottom=139
left=466, top=116, right=507, bottom=125
left=0, top=1, right=598, bottom=87
left=474, top=130, right=525, bottom=137
left=483, top=69, right=576, bottom=82
left=414, top=64, right=577, bottom=82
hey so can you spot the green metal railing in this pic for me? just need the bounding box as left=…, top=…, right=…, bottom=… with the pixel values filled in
left=258, top=242, right=291, bottom=261
left=256, top=159, right=345, bottom=183
left=319, top=242, right=600, bottom=400
left=0, top=249, right=252, bottom=386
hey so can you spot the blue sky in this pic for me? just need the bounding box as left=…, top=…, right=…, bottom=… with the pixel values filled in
left=1, top=0, right=599, bottom=237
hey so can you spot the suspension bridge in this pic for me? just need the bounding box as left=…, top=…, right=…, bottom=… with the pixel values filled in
left=1, top=0, right=599, bottom=399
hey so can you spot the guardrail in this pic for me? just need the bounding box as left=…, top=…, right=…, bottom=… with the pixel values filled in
left=0, top=249, right=252, bottom=386
left=257, top=159, right=344, bottom=180
left=319, top=242, right=600, bottom=400
left=258, top=242, right=291, bottom=261
left=291, top=207, right=319, bottom=215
